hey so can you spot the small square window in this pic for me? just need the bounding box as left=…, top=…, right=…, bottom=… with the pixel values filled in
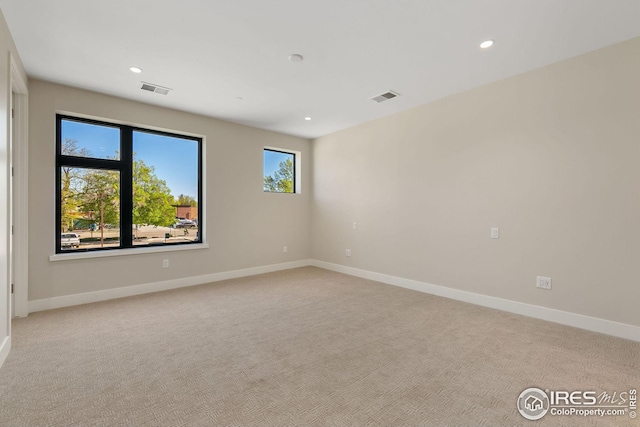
left=263, top=149, right=295, bottom=193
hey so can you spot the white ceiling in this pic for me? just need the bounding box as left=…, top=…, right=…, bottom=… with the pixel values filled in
left=2, top=1, right=640, bottom=139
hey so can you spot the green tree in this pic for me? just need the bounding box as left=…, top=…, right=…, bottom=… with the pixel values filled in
left=80, top=169, right=119, bottom=247
left=69, top=148, right=176, bottom=242
left=263, top=158, right=293, bottom=193
left=60, top=139, right=89, bottom=232
left=133, top=157, right=176, bottom=227
left=175, top=194, right=198, bottom=206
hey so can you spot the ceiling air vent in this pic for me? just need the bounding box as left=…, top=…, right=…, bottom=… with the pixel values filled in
left=371, top=90, right=399, bottom=103
left=140, top=82, right=172, bottom=95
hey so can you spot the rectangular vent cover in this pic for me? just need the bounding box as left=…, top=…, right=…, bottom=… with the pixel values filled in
left=141, top=82, right=172, bottom=95
left=371, top=90, right=399, bottom=103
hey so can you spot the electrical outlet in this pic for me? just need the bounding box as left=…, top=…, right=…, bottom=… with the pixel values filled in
left=536, top=276, right=551, bottom=290
left=162, top=259, right=169, bottom=268
left=283, top=246, right=288, bottom=253
left=491, top=228, right=500, bottom=239
left=353, top=222, right=357, bottom=230
left=346, top=249, right=352, bottom=257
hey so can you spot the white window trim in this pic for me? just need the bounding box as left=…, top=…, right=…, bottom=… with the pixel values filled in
left=49, top=242, right=209, bottom=262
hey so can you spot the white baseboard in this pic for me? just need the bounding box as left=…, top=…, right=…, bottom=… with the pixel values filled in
left=310, top=260, right=640, bottom=343
left=0, top=335, right=10, bottom=369
left=29, top=259, right=312, bottom=313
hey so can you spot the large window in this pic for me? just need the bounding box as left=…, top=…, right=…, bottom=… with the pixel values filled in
left=263, top=149, right=295, bottom=193
left=56, top=115, right=202, bottom=253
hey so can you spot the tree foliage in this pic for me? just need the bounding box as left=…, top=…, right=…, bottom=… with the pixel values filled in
left=175, top=194, right=198, bottom=206
left=60, top=139, right=89, bottom=232
left=79, top=169, right=120, bottom=246
left=60, top=143, right=178, bottom=237
left=133, top=157, right=176, bottom=227
left=263, top=158, right=293, bottom=193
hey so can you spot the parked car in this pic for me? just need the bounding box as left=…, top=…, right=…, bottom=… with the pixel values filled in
left=174, top=219, right=196, bottom=229
left=61, top=233, right=81, bottom=249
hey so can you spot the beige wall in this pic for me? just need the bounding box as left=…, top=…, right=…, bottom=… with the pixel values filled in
left=28, top=80, right=311, bottom=301
left=1, top=9, right=28, bottom=357
left=312, top=37, right=640, bottom=327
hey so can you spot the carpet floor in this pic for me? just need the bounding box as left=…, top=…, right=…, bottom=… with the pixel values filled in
left=0, top=266, right=638, bottom=426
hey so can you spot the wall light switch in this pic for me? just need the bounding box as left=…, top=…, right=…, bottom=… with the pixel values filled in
left=491, top=228, right=500, bottom=239
left=283, top=246, right=288, bottom=253
left=353, top=222, right=357, bottom=230
left=346, top=249, right=352, bottom=257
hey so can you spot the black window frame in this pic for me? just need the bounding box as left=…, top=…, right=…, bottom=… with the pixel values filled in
left=263, top=148, right=296, bottom=194
left=55, top=114, right=203, bottom=253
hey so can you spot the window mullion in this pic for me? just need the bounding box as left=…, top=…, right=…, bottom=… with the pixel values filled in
left=121, top=127, right=133, bottom=248
left=59, top=156, right=121, bottom=170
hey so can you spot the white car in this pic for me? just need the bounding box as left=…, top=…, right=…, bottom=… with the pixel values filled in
left=61, top=233, right=80, bottom=249
left=174, top=219, right=196, bottom=229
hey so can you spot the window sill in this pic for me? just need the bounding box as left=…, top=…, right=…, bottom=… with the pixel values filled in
left=49, top=242, right=209, bottom=262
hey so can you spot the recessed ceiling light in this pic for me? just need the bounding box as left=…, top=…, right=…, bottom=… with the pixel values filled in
left=129, top=66, right=143, bottom=73
left=304, top=116, right=312, bottom=121
left=289, top=54, right=304, bottom=63
left=480, top=40, right=494, bottom=49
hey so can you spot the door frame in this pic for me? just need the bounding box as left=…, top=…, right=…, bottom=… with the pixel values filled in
left=10, top=54, right=29, bottom=319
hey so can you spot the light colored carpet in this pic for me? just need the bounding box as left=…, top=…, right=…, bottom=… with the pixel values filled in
left=0, top=266, right=638, bottom=427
